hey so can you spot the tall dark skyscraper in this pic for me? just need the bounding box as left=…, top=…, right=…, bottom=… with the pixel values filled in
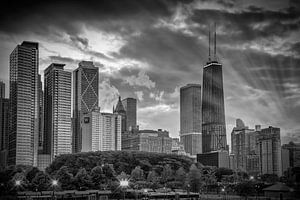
left=38, top=74, right=44, bottom=154
left=73, top=61, right=99, bottom=153
left=202, top=27, right=227, bottom=153
left=122, top=97, right=137, bottom=131
left=0, top=81, right=9, bottom=168
left=180, top=84, right=202, bottom=155
left=8, top=41, right=39, bottom=166
left=44, top=63, right=72, bottom=160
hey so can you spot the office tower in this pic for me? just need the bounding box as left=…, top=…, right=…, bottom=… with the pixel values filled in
left=44, top=63, right=72, bottom=161
left=73, top=61, right=99, bottom=153
left=99, top=113, right=122, bottom=151
left=81, top=107, right=101, bottom=152
left=180, top=84, right=202, bottom=156
left=122, top=129, right=172, bottom=153
left=113, top=96, right=126, bottom=133
left=281, top=142, right=300, bottom=173
left=197, top=151, right=229, bottom=168
left=122, top=98, right=137, bottom=131
left=0, top=81, right=9, bottom=168
left=231, top=119, right=257, bottom=172
left=257, top=126, right=282, bottom=176
left=8, top=41, right=39, bottom=166
left=202, top=26, right=227, bottom=153
left=38, top=75, right=44, bottom=153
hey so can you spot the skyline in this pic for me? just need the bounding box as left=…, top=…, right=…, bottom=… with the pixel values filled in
left=0, top=0, right=300, bottom=145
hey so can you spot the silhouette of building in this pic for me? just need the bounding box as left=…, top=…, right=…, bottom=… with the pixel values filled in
left=8, top=41, right=39, bottom=166
left=180, top=84, right=202, bottom=155
left=72, top=61, right=99, bottom=153
left=202, top=26, right=227, bottom=153
left=197, top=151, right=229, bottom=168
left=122, top=129, right=172, bottom=153
left=0, top=81, right=9, bottom=168
left=281, top=142, right=300, bottom=173
left=257, top=126, right=282, bottom=176
left=44, top=63, right=72, bottom=161
left=122, top=98, right=137, bottom=131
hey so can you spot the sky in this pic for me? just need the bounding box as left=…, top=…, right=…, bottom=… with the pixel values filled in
left=0, top=0, right=299, bottom=145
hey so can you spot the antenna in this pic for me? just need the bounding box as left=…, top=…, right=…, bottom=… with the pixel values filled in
left=214, top=22, right=217, bottom=60
left=208, top=24, right=211, bottom=61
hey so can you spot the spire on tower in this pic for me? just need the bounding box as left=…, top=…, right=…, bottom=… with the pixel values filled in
left=214, top=22, right=217, bottom=61
left=208, top=24, right=211, bottom=62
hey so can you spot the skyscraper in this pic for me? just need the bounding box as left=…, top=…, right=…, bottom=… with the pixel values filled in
left=180, top=84, right=202, bottom=155
left=44, top=63, right=72, bottom=161
left=73, top=61, right=99, bottom=153
left=122, top=98, right=137, bottom=131
left=8, top=41, right=39, bottom=166
left=38, top=74, right=44, bottom=154
left=202, top=26, right=227, bottom=153
left=0, top=81, right=9, bottom=168
left=231, top=119, right=258, bottom=172
left=100, top=113, right=122, bottom=151
left=113, top=96, right=127, bottom=133
left=257, top=126, right=282, bottom=176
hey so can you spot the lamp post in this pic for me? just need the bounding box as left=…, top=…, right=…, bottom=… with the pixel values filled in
left=51, top=180, right=58, bottom=200
left=120, top=179, right=129, bottom=200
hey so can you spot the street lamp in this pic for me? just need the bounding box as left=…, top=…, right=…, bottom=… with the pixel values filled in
left=15, top=180, right=21, bottom=186
left=51, top=180, right=58, bottom=200
left=120, top=179, right=129, bottom=200
left=250, top=176, right=254, bottom=180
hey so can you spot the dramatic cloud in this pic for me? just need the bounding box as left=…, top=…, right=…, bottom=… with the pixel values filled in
left=0, top=0, right=299, bottom=143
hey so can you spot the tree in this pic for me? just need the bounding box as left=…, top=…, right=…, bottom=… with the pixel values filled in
left=26, top=167, right=40, bottom=183
left=147, top=170, right=160, bottom=189
left=31, top=171, right=51, bottom=191
left=175, top=167, right=186, bottom=187
left=10, top=172, right=29, bottom=192
left=131, top=166, right=144, bottom=181
left=90, top=165, right=105, bottom=189
left=161, top=164, right=173, bottom=183
left=56, top=166, right=75, bottom=190
left=235, top=181, right=255, bottom=199
left=74, top=168, right=93, bottom=190
left=186, top=164, right=202, bottom=192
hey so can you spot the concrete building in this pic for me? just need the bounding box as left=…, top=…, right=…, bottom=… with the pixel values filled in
left=197, top=150, right=229, bottom=168
left=122, top=129, right=173, bottom=153
left=231, top=119, right=257, bottom=172
left=99, top=113, right=122, bottom=151
left=202, top=29, right=227, bottom=153
left=180, top=84, right=202, bottom=155
left=257, top=126, right=282, bottom=176
left=0, top=81, right=9, bottom=168
left=171, top=138, right=187, bottom=156
left=72, top=61, right=99, bottom=153
left=81, top=107, right=101, bottom=152
left=8, top=41, right=39, bottom=166
left=44, top=63, right=72, bottom=161
left=281, top=142, right=300, bottom=173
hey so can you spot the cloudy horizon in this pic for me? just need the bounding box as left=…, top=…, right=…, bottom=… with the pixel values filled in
left=0, top=0, right=299, bottom=145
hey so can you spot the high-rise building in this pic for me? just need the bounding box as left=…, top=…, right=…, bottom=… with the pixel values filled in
left=202, top=27, right=227, bottom=153
left=113, top=96, right=127, bottom=133
left=231, top=119, right=257, bottom=172
left=180, top=84, right=202, bottom=155
left=281, top=142, right=300, bottom=173
left=122, top=98, right=137, bottom=131
left=0, top=81, right=9, bottom=168
left=8, top=41, right=39, bottom=166
left=257, top=126, right=282, bottom=176
left=122, top=129, right=172, bottom=153
left=37, top=75, right=44, bottom=154
left=44, top=63, right=72, bottom=161
left=99, top=113, right=122, bottom=151
left=73, top=61, right=99, bottom=153
left=197, top=151, right=229, bottom=168
left=81, top=107, right=101, bottom=152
